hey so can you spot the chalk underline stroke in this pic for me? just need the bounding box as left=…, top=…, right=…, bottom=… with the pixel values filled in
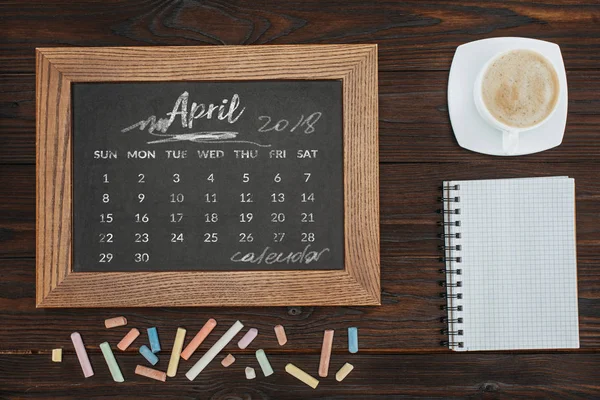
left=145, top=131, right=271, bottom=147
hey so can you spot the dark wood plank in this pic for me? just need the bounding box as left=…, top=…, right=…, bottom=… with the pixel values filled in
left=2, top=1, right=600, bottom=73
left=1, top=252, right=598, bottom=352
left=0, top=74, right=34, bottom=165
left=1, top=353, right=600, bottom=399
left=2, top=70, right=600, bottom=165
left=2, top=162, right=598, bottom=258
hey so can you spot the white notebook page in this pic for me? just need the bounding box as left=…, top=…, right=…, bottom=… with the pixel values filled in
left=446, top=177, right=579, bottom=351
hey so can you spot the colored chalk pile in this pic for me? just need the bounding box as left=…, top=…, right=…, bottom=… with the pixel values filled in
left=55, top=317, right=359, bottom=387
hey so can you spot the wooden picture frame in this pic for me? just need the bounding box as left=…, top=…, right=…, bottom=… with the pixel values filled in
left=36, top=44, right=379, bottom=307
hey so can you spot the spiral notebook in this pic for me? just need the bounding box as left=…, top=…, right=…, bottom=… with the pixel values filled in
left=440, top=176, right=579, bottom=351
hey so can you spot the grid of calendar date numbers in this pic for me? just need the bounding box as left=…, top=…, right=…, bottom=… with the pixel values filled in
left=76, top=151, right=344, bottom=272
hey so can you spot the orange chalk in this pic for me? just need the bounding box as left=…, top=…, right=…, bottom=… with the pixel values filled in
left=135, top=365, right=166, bottom=382
left=221, top=353, right=235, bottom=367
left=104, top=316, right=127, bottom=329
left=318, top=329, right=334, bottom=377
left=181, top=318, right=217, bottom=360
left=274, top=324, right=287, bottom=346
left=117, top=328, right=140, bottom=351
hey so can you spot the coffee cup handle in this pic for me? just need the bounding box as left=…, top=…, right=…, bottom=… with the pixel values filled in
left=502, top=130, right=519, bottom=155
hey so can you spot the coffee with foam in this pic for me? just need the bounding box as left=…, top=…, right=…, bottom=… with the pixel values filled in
left=481, top=49, right=559, bottom=129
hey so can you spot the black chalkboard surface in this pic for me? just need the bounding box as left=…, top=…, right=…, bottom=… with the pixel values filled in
left=72, top=81, right=344, bottom=272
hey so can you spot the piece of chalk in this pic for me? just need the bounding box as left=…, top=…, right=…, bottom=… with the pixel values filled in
left=147, top=327, right=161, bottom=353
left=71, top=332, right=94, bottom=378
left=99, top=342, right=124, bottom=382
left=180, top=318, right=216, bottom=360
left=245, top=366, right=256, bottom=380
left=335, top=362, right=354, bottom=382
left=255, top=349, right=274, bottom=377
left=285, top=363, right=319, bottom=389
left=139, top=345, right=159, bottom=366
left=105, top=316, right=127, bottom=329
left=135, top=365, right=166, bottom=382
left=167, top=327, right=186, bottom=377
left=51, top=348, right=62, bottom=362
left=117, top=328, right=140, bottom=351
left=185, top=320, right=244, bottom=381
left=318, top=329, right=334, bottom=377
left=274, top=324, right=287, bottom=346
left=348, top=327, right=358, bottom=353
left=237, top=328, right=258, bottom=349
left=221, top=353, right=236, bottom=367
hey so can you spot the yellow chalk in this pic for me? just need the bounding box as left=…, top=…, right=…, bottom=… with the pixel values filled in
left=335, top=362, right=354, bottom=382
left=285, top=363, right=319, bottom=389
left=167, top=328, right=186, bottom=377
left=51, top=348, right=62, bottom=362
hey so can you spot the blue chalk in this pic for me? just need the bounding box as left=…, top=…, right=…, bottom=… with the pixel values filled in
left=147, top=327, right=161, bottom=353
left=139, top=345, right=159, bottom=365
left=348, top=327, right=358, bottom=354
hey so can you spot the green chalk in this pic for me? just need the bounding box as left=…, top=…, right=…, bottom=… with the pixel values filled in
left=99, top=342, right=124, bottom=382
left=256, top=349, right=274, bottom=377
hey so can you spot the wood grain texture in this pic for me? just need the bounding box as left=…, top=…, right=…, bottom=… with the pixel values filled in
left=35, top=44, right=380, bottom=307
left=2, top=1, right=600, bottom=73
left=1, top=353, right=600, bottom=399
left=3, top=0, right=600, bottom=397
left=1, top=256, right=598, bottom=352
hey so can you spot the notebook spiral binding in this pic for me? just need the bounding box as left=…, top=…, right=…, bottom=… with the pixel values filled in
left=437, top=184, right=464, bottom=349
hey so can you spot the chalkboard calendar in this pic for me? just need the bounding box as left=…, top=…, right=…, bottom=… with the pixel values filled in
left=73, top=81, right=344, bottom=271
left=36, top=45, right=379, bottom=307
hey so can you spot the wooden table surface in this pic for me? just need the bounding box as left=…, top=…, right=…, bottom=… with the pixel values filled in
left=1, top=1, right=599, bottom=399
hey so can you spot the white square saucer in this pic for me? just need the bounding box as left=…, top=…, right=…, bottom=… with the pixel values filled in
left=448, top=37, right=568, bottom=156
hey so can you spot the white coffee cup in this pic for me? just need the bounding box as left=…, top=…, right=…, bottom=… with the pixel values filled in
left=473, top=49, right=562, bottom=155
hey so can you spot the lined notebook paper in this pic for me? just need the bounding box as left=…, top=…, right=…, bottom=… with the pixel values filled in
left=441, top=177, right=579, bottom=351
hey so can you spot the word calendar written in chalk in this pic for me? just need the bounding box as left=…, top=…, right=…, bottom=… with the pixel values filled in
left=72, top=81, right=344, bottom=272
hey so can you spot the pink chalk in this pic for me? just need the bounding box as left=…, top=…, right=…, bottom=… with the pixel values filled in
left=71, top=332, right=94, bottom=378
left=237, top=328, right=258, bottom=349
left=221, top=353, right=236, bottom=367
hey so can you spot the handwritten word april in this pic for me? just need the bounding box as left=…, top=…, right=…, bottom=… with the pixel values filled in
left=121, top=92, right=245, bottom=134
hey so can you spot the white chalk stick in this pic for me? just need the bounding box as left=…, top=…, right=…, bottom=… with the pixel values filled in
left=185, top=320, right=244, bottom=381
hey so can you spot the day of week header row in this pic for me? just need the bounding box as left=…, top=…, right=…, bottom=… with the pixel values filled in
left=93, top=149, right=320, bottom=160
